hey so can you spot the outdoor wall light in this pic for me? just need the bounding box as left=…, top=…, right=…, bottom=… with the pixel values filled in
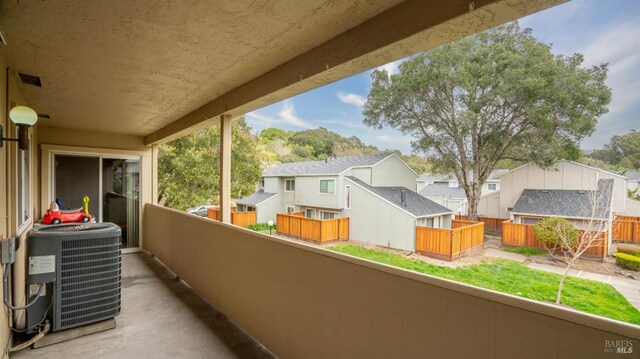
left=0, top=105, right=38, bottom=150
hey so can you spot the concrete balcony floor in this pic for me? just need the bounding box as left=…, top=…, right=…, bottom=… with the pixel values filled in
left=13, top=253, right=275, bottom=359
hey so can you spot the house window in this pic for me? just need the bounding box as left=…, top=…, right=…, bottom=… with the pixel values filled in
left=260, top=179, right=265, bottom=188
left=449, top=180, right=458, bottom=188
left=247, top=206, right=256, bottom=212
left=319, top=211, right=339, bottom=220
left=488, top=183, right=497, bottom=191
left=285, top=179, right=295, bottom=192
left=17, top=148, right=31, bottom=231
left=286, top=206, right=295, bottom=213
left=522, top=217, right=541, bottom=225
left=320, top=179, right=335, bottom=194
left=426, top=217, right=434, bottom=227
left=344, top=185, right=351, bottom=209
left=306, top=208, right=316, bottom=219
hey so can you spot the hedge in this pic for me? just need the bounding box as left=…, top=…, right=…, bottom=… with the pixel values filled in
left=617, top=243, right=640, bottom=257
left=616, top=253, right=640, bottom=271
left=248, top=222, right=274, bottom=232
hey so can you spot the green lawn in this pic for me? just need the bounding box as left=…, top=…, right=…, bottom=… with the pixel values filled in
left=328, top=244, right=640, bottom=325
left=501, top=246, right=547, bottom=256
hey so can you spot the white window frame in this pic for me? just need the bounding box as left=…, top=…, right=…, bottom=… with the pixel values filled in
left=16, top=146, right=32, bottom=236
left=319, top=178, right=336, bottom=195
left=305, top=208, right=316, bottom=219
left=260, top=179, right=265, bottom=189
left=319, top=210, right=340, bottom=220
left=488, top=183, right=497, bottom=191
left=344, top=185, right=351, bottom=209
left=286, top=205, right=295, bottom=213
left=285, top=178, right=295, bottom=192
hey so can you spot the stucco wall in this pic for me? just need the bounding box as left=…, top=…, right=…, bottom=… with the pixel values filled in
left=143, top=204, right=639, bottom=358
left=342, top=178, right=417, bottom=251
left=371, top=155, right=417, bottom=191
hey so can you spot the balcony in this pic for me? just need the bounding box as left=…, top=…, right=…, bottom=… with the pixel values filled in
left=14, top=253, right=274, bottom=359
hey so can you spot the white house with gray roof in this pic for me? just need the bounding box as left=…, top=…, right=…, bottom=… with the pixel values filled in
left=417, top=169, right=507, bottom=214
left=237, top=153, right=454, bottom=251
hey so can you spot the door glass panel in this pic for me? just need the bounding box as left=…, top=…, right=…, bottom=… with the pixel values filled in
left=103, top=159, right=140, bottom=249
left=54, top=155, right=100, bottom=216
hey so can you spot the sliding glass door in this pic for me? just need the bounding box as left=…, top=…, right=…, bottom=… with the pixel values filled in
left=53, top=153, right=141, bottom=250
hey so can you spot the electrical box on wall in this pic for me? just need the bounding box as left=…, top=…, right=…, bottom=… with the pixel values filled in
left=1, top=237, right=15, bottom=264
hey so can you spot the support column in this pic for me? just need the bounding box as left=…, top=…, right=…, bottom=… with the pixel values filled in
left=219, top=114, right=232, bottom=223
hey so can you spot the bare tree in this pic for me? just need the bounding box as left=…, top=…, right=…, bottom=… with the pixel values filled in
left=535, top=179, right=612, bottom=304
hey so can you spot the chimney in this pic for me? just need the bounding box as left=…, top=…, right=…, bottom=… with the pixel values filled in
left=400, top=189, right=407, bottom=207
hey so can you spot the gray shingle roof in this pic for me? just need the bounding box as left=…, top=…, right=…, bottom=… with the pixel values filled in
left=511, top=179, right=613, bottom=220
left=346, top=176, right=452, bottom=217
left=625, top=170, right=640, bottom=181
left=263, top=153, right=393, bottom=177
left=236, top=191, right=277, bottom=206
left=418, top=169, right=508, bottom=182
left=418, top=183, right=467, bottom=199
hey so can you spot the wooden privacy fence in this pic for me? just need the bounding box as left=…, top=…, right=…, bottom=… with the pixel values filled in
left=456, top=215, right=503, bottom=234
left=207, top=207, right=256, bottom=228
left=276, top=213, right=349, bottom=243
left=613, top=215, right=640, bottom=243
left=502, top=220, right=607, bottom=259
left=416, top=220, right=485, bottom=261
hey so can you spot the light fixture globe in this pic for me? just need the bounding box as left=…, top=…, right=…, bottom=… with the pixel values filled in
left=9, top=105, right=38, bottom=126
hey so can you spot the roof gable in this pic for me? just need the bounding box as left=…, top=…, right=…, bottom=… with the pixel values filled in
left=263, top=153, right=393, bottom=177
left=346, top=176, right=452, bottom=217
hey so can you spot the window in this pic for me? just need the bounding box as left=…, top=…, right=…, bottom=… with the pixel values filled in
left=286, top=206, right=295, bottom=213
left=285, top=179, right=295, bottom=192
left=344, top=185, right=351, bottom=209
left=449, top=180, right=458, bottom=188
left=247, top=206, right=256, bottom=212
left=522, top=217, right=541, bottom=225
left=319, top=211, right=339, bottom=220
left=306, top=208, right=316, bottom=219
left=17, top=148, right=31, bottom=231
left=260, top=179, right=265, bottom=188
left=488, top=183, right=497, bottom=191
left=320, top=179, right=335, bottom=194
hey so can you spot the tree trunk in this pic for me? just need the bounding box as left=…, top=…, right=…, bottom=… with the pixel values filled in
left=468, top=195, right=479, bottom=221
left=556, top=264, right=572, bottom=304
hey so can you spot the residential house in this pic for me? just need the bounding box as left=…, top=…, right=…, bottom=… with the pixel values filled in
left=238, top=153, right=453, bottom=251
left=417, top=169, right=508, bottom=214
left=477, top=160, right=640, bottom=248
left=625, top=170, right=640, bottom=192
left=0, top=1, right=629, bottom=357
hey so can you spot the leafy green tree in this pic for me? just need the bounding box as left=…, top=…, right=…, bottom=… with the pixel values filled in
left=605, top=130, right=640, bottom=170
left=259, top=128, right=292, bottom=144
left=363, top=22, right=611, bottom=220
left=159, top=117, right=263, bottom=210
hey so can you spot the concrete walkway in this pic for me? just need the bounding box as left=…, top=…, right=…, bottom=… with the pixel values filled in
left=484, top=248, right=640, bottom=311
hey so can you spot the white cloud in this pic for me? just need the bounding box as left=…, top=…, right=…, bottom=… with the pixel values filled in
left=279, top=100, right=314, bottom=129
left=246, top=100, right=315, bottom=130
left=376, top=59, right=402, bottom=75
left=376, top=135, right=392, bottom=143
left=337, top=92, right=366, bottom=107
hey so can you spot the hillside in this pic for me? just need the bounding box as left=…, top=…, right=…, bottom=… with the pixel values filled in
left=259, top=127, right=432, bottom=174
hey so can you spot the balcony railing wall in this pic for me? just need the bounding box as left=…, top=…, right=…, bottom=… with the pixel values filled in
left=143, top=204, right=638, bottom=358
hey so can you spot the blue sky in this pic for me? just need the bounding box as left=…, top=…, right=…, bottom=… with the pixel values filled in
left=246, top=0, right=640, bottom=154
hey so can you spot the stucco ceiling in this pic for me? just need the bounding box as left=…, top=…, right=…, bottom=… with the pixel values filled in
left=0, top=0, right=404, bottom=136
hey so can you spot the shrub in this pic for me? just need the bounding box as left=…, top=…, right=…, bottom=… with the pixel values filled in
left=534, top=217, right=579, bottom=249
left=248, top=222, right=274, bottom=232
left=616, top=253, right=640, bottom=271
left=617, top=243, right=640, bottom=257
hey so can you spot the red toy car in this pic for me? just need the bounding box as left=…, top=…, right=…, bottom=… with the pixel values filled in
left=43, top=208, right=94, bottom=225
